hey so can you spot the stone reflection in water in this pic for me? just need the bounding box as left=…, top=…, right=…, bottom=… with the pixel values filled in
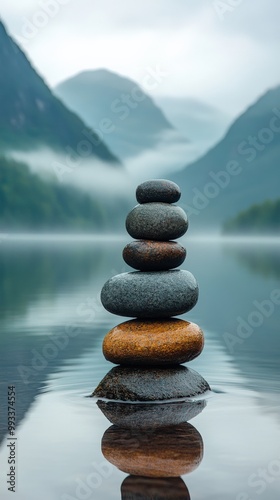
left=97, top=399, right=206, bottom=429
left=121, top=475, right=190, bottom=500
left=95, top=396, right=205, bottom=498
left=102, top=422, right=203, bottom=478
left=96, top=382, right=206, bottom=498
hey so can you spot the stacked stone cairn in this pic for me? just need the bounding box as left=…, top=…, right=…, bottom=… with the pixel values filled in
left=93, top=179, right=209, bottom=401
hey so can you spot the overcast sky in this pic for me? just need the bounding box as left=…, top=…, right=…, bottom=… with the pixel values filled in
left=1, top=0, right=280, bottom=116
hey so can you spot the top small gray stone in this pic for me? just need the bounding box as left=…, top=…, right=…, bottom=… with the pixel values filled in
left=136, top=179, right=181, bottom=204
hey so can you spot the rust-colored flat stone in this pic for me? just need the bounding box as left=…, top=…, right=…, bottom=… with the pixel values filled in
left=102, top=422, right=203, bottom=477
left=123, top=240, right=186, bottom=271
left=103, top=319, right=204, bottom=366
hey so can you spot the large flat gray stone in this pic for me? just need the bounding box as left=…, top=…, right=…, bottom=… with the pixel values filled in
left=101, top=269, right=199, bottom=318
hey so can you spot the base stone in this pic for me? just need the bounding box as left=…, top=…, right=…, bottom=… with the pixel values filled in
left=92, top=365, right=210, bottom=402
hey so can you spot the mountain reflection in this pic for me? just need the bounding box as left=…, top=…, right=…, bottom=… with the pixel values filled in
left=0, top=239, right=125, bottom=447
left=227, top=245, right=280, bottom=280
left=0, top=241, right=105, bottom=321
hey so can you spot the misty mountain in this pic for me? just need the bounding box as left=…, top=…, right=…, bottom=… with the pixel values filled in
left=155, top=96, right=231, bottom=150
left=0, top=156, right=112, bottom=230
left=55, top=69, right=186, bottom=159
left=0, top=21, right=118, bottom=163
left=171, top=85, right=280, bottom=231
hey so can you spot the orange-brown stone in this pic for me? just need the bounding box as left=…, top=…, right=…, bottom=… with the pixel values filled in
left=102, top=319, right=204, bottom=366
left=102, top=422, right=203, bottom=477
left=123, top=240, right=186, bottom=271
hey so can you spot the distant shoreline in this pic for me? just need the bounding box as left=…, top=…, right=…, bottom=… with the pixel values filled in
left=1, top=233, right=280, bottom=245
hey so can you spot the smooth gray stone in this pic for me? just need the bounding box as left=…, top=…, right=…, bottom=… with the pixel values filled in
left=136, top=179, right=181, bottom=204
left=101, top=270, right=198, bottom=318
left=97, top=399, right=206, bottom=429
left=126, top=203, right=188, bottom=241
left=92, top=365, right=210, bottom=401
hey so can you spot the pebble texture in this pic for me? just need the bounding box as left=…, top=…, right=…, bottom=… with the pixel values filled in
left=103, top=319, right=204, bottom=366
left=136, top=179, right=181, bottom=204
left=101, top=270, right=199, bottom=318
left=123, top=240, right=186, bottom=271
left=102, top=422, right=203, bottom=477
left=92, top=365, right=210, bottom=401
left=121, top=476, right=190, bottom=500
left=126, top=203, right=188, bottom=241
left=97, top=399, right=206, bottom=429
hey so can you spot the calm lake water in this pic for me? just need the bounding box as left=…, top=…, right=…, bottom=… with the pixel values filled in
left=0, top=235, right=280, bottom=499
